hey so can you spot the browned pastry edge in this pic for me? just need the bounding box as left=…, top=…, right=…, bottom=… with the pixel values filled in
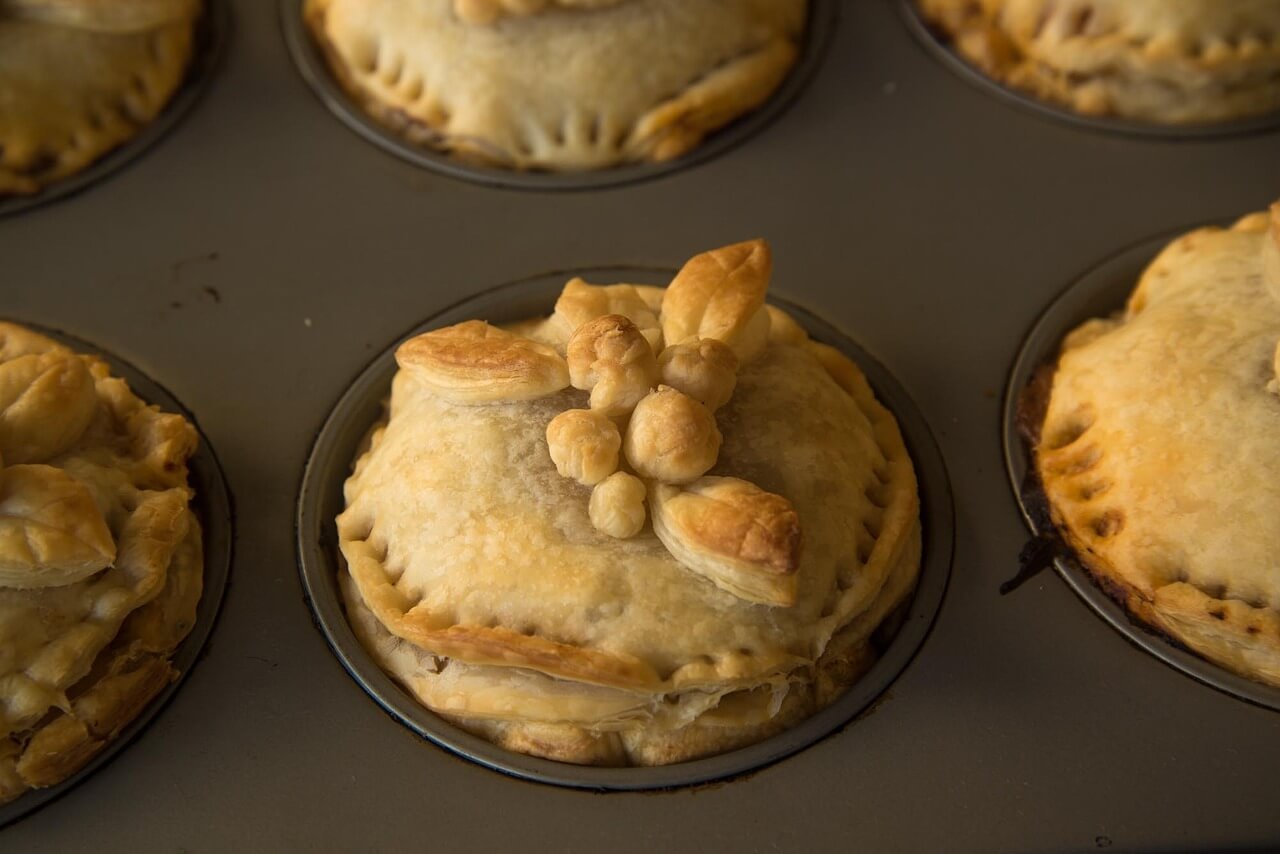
left=1019, top=222, right=1280, bottom=689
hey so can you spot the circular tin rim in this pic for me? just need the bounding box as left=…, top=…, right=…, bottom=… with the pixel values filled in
left=1001, top=228, right=1280, bottom=712
left=0, top=321, right=235, bottom=827
left=0, top=0, right=230, bottom=220
left=898, top=0, right=1280, bottom=141
left=296, top=268, right=955, bottom=791
left=280, top=0, right=838, bottom=192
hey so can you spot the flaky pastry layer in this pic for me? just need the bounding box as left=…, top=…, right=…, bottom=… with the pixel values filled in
left=0, top=323, right=202, bottom=803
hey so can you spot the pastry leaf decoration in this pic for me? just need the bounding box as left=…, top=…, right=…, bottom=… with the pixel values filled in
left=0, top=464, right=116, bottom=589
left=0, top=352, right=97, bottom=465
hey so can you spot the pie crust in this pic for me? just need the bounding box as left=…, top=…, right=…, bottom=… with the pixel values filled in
left=0, top=323, right=202, bottom=803
left=337, top=243, right=922, bottom=766
left=1034, top=205, right=1280, bottom=687
left=304, top=0, right=807, bottom=171
left=918, top=0, right=1280, bottom=124
left=0, top=0, right=201, bottom=197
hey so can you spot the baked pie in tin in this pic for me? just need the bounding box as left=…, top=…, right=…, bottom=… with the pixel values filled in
left=1030, top=204, right=1280, bottom=687
left=0, top=322, right=203, bottom=802
left=917, top=0, right=1280, bottom=125
left=303, top=0, right=807, bottom=171
left=0, top=0, right=203, bottom=197
left=337, top=241, right=923, bottom=765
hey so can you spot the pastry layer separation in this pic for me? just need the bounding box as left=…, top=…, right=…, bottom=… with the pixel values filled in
left=0, top=322, right=203, bottom=803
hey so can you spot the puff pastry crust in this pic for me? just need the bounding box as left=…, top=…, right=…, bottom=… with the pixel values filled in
left=1035, top=205, right=1280, bottom=686
left=0, top=0, right=201, bottom=197
left=0, top=322, right=202, bottom=804
left=337, top=246, right=922, bottom=766
left=304, top=0, right=807, bottom=171
left=918, top=0, right=1280, bottom=124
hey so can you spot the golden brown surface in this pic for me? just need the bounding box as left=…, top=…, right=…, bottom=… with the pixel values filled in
left=304, top=0, right=806, bottom=171
left=0, top=322, right=202, bottom=803
left=337, top=244, right=922, bottom=765
left=0, top=0, right=200, bottom=196
left=1036, top=206, right=1280, bottom=686
left=918, top=0, right=1280, bottom=124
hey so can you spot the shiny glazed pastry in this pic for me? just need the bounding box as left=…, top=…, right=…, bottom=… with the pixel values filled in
left=1032, top=204, right=1280, bottom=686
left=0, top=0, right=202, bottom=197
left=337, top=240, right=922, bottom=766
left=917, top=0, right=1280, bottom=124
left=304, top=0, right=807, bottom=171
left=0, top=323, right=202, bottom=802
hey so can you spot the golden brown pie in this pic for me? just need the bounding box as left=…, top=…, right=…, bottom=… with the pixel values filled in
left=337, top=240, right=922, bottom=766
left=0, top=322, right=202, bottom=803
left=0, top=0, right=201, bottom=197
left=1033, top=204, right=1280, bottom=686
left=304, top=0, right=807, bottom=171
left=917, top=0, right=1280, bottom=124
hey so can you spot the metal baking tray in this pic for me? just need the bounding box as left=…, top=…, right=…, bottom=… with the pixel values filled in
left=282, top=0, right=839, bottom=191
left=0, top=0, right=229, bottom=219
left=0, top=323, right=234, bottom=828
left=1001, top=228, right=1280, bottom=713
left=296, top=271, right=954, bottom=790
left=3, top=0, right=1279, bottom=849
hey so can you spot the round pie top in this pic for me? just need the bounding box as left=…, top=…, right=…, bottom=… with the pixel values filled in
left=304, top=0, right=807, bottom=170
left=1038, top=205, right=1280, bottom=686
left=918, top=0, right=1280, bottom=124
left=337, top=242, right=922, bottom=764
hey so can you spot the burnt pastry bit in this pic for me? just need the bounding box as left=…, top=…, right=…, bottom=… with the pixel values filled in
left=337, top=242, right=921, bottom=765
left=0, top=322, right=202, bottom=803
left=1033, top=203, right=1280, bottom=686
left=0, top=0, right=201, bottom=197
left=304, top=0, right=807, bottom=171
left=917, top=0, right=1280, bottom=124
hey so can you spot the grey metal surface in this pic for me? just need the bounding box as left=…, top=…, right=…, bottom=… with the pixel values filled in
left=296, top=273, right=954, bottom=790
left=0, top=323, right=234, bottom=828
left=2, top=0, right=1279, bottom=849
left=1002, top=232, right=1280, bottom=714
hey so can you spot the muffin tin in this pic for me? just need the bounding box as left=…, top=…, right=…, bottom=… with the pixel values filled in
left=0, top=0, right=229, bottom=219
left=3, top=0, right=1279, bottom=849
left=0, top=323, right=233, bottom=828
left=296, top=271, right=954, bottom=790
